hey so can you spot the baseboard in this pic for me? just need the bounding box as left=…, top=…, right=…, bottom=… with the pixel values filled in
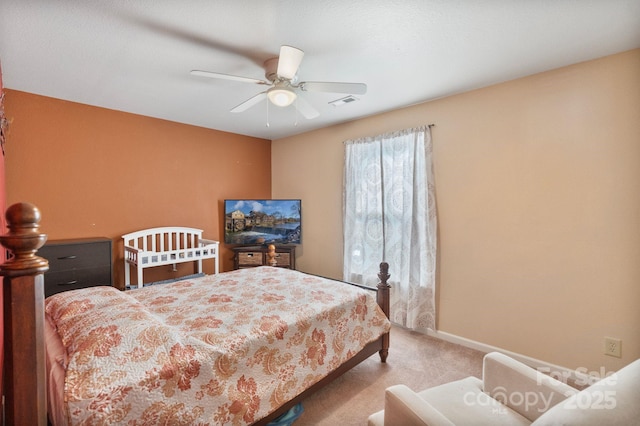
left=426, top=329, right=595, bottom=386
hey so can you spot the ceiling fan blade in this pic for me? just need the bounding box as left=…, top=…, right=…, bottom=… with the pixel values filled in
left=294, top=96, right=320, bottom=119
left=277, top=45, right=304, bottom=80
left=230, top=92, right=268, bottom=113
left=299, top=81, right=367, bottom=95
left=191, top=70, right=269, bottom=85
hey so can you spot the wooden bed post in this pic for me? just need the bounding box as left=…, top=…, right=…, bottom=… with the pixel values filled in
left=0, top=202, right=48, bottom=425
left=377, top=261, right=390, bottom=362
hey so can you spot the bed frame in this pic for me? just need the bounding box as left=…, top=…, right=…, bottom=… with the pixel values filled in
left=123, top=227, right=219, bottom=288
left=0, top=203, right=390, bottom=426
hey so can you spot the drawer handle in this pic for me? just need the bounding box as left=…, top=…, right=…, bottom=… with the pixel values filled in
left=58, top=280, right=78, bottom=286
left=57, top=255, right=77, bottom=260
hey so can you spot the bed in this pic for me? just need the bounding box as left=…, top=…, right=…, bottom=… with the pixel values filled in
left=0, top=204, right=392, bottom=426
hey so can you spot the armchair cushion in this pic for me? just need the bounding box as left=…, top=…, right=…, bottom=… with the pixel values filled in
left=417, top=376, right=530, bottom=425
left=368, top=377, right=530, bottom=426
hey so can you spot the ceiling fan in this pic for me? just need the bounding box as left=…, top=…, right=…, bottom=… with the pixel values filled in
left=191, top=45, right=367, bottom=119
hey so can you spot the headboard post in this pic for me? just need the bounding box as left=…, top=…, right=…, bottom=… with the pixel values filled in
left=0, top=202, right=48, bottom=425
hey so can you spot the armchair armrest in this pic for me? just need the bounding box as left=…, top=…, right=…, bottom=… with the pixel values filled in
left=483, top=352, right=577, bottom=422
left=383, top=385, right=454, bottom=426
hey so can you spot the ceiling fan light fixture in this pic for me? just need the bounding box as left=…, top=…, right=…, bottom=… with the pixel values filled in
left=267, top=87, right=297, bottom=107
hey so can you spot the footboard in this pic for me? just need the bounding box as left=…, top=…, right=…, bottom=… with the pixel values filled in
left=256, top=261, right=391, bottom=425
left=123, top=227, right=219, bottom=288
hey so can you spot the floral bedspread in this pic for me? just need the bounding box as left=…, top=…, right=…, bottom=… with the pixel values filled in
left=45, top=266, right=390, bottom=425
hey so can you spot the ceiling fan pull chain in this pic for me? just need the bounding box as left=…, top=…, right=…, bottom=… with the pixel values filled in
left=266, top=98, right=270, bottom=127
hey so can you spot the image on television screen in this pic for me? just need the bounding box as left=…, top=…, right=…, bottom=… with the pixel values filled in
left=224, top=199, right=301, bottom=245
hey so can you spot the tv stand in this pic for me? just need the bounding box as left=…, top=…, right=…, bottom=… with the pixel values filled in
left=232, top=245, right=296, bottom=270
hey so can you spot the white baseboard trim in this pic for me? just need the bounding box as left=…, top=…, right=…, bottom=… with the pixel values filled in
left=426, top=329, right=596, bottom=386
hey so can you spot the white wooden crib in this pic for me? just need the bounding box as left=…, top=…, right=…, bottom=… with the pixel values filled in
left=123, top=227, right=219, bottom=289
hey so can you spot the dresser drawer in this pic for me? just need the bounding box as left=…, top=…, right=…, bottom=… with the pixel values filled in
left=44, top=266, right=112, bottom=297
left=40, top=237, right=113, bottom=297
left=271, top=252, right=290, bottom=267
left=40, top=239, right=111, bottom=271
left=238, top=251, right=264, bottom=266
left=232, top=245, right=296, bottom=270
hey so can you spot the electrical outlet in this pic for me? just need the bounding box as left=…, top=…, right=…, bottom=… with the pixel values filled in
left=604, top=337, right=622, bottom=358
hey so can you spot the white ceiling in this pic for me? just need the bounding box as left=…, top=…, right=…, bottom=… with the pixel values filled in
left=1, top=1, right=639, bottom=140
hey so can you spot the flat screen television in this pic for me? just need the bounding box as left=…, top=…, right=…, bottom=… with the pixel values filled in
left=224, top=199, right=301, bottom=245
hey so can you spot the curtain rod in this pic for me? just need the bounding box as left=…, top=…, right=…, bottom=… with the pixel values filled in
left=343, top=124, right=436, bottom=144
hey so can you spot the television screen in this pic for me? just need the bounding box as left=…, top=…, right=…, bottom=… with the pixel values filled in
left=224, top=199, right=301, bottom=245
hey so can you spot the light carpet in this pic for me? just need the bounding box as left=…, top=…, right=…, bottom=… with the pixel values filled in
left=294, top=325, right=485, bottom=425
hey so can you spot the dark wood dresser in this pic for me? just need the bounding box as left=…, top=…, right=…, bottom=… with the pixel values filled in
left=232, top=245, right=296, bottom=270
left=38, top=237, right=112, bottom=297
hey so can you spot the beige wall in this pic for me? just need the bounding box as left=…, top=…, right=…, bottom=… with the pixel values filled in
left=272, top=49, right=640, bottom=372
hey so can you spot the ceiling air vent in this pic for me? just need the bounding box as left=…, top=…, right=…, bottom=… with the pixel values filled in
left=329, top=95, right=359, bottom=107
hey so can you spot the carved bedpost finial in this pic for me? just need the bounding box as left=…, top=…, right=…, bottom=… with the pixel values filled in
left=267, top=244, right=277, bottom=267
left=0, top=202, right=49, bottom=277
left=377, top=261, right=390, bottom=289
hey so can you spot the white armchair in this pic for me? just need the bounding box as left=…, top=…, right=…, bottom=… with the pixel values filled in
left=368, top=352, right=640, bottom=425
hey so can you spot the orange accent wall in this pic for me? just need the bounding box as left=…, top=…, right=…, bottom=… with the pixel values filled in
left=3, top=90, right=271, bottom=285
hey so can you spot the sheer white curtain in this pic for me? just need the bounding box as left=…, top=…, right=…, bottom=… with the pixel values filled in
left=343, top=126, right=436, bottom=332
